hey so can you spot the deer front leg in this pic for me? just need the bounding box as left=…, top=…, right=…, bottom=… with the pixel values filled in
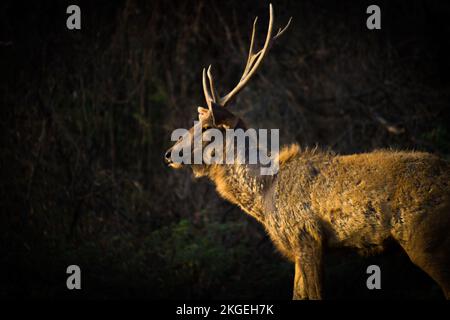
left=293, top=240, right=323, bottom=300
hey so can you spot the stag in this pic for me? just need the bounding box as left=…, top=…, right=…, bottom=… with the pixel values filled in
left=164, top=4, right=450, bottom=299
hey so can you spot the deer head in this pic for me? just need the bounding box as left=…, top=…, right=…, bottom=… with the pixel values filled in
left=164, top=4, right=291, bottom=177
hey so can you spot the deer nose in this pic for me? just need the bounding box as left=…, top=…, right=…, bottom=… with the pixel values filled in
left=164, top=150, right=172, bottom=163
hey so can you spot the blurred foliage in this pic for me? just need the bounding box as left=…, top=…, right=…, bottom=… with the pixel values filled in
left=1, top=0, right=449, bottom=299
left=422, top=126, right=450, bottom=155
left=1, top=212, right=292, bottom=299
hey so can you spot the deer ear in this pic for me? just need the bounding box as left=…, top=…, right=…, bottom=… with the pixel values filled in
left=209, top=102, right=240, bottom=129
left=197, top=107, right=210, bottom=121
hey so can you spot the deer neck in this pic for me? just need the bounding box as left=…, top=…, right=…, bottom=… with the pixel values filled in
left=207, top=163, right=273, bottom=222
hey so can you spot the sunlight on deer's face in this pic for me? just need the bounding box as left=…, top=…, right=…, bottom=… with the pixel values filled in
left=163, top=108, right=212, bottom=170
left=164, top=104, right=242, bottom=171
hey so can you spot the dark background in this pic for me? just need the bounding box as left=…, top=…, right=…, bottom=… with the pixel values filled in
left=1, top=0, right=450, bottom=299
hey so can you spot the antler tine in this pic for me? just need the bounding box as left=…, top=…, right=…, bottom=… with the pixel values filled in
left=241, top=17, right=258, bottom=80
left=207, top=65, right=218, bottom=102
left=218, top=4, right=274, bottom=106
left=218, top=3, right=291, bottom=107
left=243, top=16, right=290, bottom=78
left=201, top=4, right=291, bottom=109
left=202, top=67, right=213, bottom=110
left=274, top=17, right=292, bottom=40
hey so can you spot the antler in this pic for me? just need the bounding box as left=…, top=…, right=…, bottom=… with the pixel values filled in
left=202, top=3, right=292, bottom=110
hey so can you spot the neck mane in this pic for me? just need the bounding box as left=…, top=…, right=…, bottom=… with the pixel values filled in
left=206, top=144, right=301, bottom=222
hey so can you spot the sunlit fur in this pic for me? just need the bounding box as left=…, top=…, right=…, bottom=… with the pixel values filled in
left=166, top=109, right=450, bottom=300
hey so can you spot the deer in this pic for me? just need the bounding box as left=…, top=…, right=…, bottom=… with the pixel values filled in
left=164, top=4, right=450, bottom=299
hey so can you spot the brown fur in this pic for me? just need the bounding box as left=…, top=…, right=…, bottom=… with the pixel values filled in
left=165, top=4, right=447, bottom=299
left=167, top=130, right=450, bottom=299
left=277, top=144, right=300, bottom=165
left=164, top=39, right=450, bottom=297
left=209, top=146, right=450, bottom=299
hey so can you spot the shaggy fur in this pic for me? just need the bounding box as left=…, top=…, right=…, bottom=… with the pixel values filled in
left=210, top=146, right=450, bottom=299
left=166, top=107, right=450, bottom=300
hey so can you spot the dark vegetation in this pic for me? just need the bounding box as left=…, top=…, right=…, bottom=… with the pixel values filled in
left=1, top=0, right=450, bottom=299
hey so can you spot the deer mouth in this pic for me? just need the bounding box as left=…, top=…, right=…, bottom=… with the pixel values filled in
left=164, top=152, right=183, bottom=169
left=168, top=162, right=183, bottom=169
